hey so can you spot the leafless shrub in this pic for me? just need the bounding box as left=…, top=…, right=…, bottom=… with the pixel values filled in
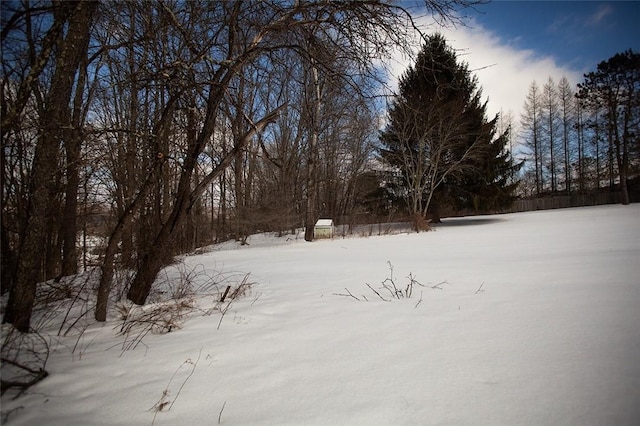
left=0, top=272, right=103, bottom=403
left=411, top=213, right=431, bottom=233
left=115, top=264, right=255, bottom=352
left=0, top=327, right=50, bottom=400
left=115, top=298, right=195, bottom=353
left=375, top=261, right=425, bottom=300
left=28, top=271, right=99, bottom=336
left=112, top=268, right=136, bottom=304
left=150, top=349, right=202, bottom=426
left=211, top=273, right=255, bottom=330
left=335, top=261, right=447, bottom=304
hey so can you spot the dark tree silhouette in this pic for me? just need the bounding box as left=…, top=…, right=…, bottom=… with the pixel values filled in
left=380, top=34, right=519, bottom=227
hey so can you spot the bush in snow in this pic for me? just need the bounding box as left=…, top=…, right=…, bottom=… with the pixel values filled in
left=335, top=261, right=446, bottom=305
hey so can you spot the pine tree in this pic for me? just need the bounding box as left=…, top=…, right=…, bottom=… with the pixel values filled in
left=379, top=34, right=519, bottom=226
left=577, top=49, right=640, bottom=205
left=443, top=116, right=521, bottom=214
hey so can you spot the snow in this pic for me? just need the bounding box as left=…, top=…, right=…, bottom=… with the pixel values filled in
left=2, top=204, right=640, bottom=425
left=315, top=218, right=333, bottom=227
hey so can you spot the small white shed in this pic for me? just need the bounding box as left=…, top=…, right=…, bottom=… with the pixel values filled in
left=314, top=219, right=334, bottom=239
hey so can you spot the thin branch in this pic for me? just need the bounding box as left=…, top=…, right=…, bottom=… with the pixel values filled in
left=169, top=348, right=202, bottom=410
left=218, top=401, right=227, bottom=424
left=333, top=288, right=361, bottom=301
left=366, top=283, right=390, bottom=302
left=430, top=280, right=447, bottom=290
left=414, top=290, right=424, bottom=308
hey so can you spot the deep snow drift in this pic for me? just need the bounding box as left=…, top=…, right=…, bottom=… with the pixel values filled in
left=2, top=204, right=639, bottom=425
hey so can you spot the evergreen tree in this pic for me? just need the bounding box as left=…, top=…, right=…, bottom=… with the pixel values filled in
left=379, top=34, right=519, bottom=226
left=441, top=118, right=521, bottom=214
left=577, top=49, right=640, bottom=205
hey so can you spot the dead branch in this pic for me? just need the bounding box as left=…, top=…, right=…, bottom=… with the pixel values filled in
left=218, top=401, right=227, bottom=424
left=430, top=280, right=448, bottom=290
left=0, top=369, right=49, bottom=398
left=365, top=283, right=390, bottom=302
left=414, top=290, right=424, bottom=308
left=333, top=288, right=361, bottom=301
left=1, top=329, right=50, bottom=399
left=220, top=285, right=231, bottom=302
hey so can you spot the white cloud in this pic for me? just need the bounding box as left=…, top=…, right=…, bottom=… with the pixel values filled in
left=586, top=4, right=614, bottom=26
left=383, top=18, right=584, bottom=125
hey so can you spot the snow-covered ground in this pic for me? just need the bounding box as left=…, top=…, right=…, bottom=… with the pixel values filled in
left=2, top=204, right=639, bottom=425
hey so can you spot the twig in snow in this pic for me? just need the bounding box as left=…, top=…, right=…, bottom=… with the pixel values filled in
left=414, top=290, right=424, bottom=308
left=218, top=401, right=227, bottom=424
left=150, top=349, right=202, bottom=425
left=250, top=293, right=261, bottom=306
left=169, top=348, right=201, bottom=410
left=475, top=282, right=485, bottom=294
left=333, top=288, right=361, bottom=301
left=217, top=302, right=230, bottom=330
left=217, top=274, right=253, bottom=329
left=430, top=280, right=447, bottom=290
left=366, top=283, right=389, bottom=302
left=220, top=285, right=231, bottom=302
left=1, top=329, right=50, bottom=400
left=381, top=261, right=401, bottom=297
left=336, top=262, right=447, bottom=305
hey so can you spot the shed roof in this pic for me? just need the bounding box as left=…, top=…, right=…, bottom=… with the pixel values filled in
left=315, top=219, right=333, bottom=227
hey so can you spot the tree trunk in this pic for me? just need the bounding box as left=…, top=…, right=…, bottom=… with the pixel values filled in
left=615, top=116, right=630, bottom=206
left=234, top=148, right=247, bottom=242
left=620, top=176, right=630, bottom=205
left=304, top=52, right=321, bottom=242
left=95, top=159, right=164, bottom=321
left=127, top=177, right=188, bottom=305
left=3, top=1, right=97, bottom=332
left=61, top=43, right=91, bottom=277
left=61, top=138, right=80, bottom=277
left=1, top=217, right=16, bottom=295
left=126, top=104, right=285, bottom=306
left=304, top=146, right=317, bottom=242
left=126, top=227, right=173, bottom=305
left=429, top=203, right=442, bottom=224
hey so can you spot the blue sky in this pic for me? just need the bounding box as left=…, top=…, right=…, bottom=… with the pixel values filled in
left=470, top=1, right=640, bottom=73
left=388, top=1, right=639, bottom=122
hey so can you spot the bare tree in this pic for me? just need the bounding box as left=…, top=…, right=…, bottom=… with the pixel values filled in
left=574, top=93, right=587, bottom=191
left=542, top=77, right=560, bottom=193
left=2, top=0, right=485, bottom=326
left=521, top=81, right=543, bottom=195
left=3, top=0, right=97, bottom=332
left=125, top=0, right=477, bottom=303
left=557, top=76, right=574, bottom=193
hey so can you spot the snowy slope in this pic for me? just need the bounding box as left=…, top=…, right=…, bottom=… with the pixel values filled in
left=2, top=205, right=639, bottom=425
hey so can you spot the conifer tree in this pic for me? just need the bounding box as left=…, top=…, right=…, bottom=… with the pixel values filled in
left=577, top=49, right=640, bottom=205
left=379, top=34, right=519, bottom=226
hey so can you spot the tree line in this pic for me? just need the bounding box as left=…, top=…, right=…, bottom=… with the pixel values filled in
left=2, top=0, right=488, bottom=332
left=519, top=50, right=640, bottom=203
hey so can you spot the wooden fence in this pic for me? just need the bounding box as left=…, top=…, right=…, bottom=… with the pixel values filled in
left=505, top=191, right=636, bottom=213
